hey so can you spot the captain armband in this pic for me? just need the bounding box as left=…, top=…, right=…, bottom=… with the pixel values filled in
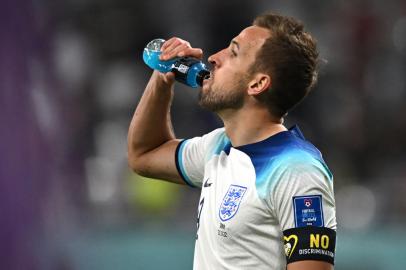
left=283, top=226, right=336, bottom=265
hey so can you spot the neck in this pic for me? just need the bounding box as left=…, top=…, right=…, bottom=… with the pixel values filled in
left=218, top=106, right=287, bottom=147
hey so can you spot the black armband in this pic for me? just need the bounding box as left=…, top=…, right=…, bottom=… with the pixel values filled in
left=283, top=226, right=336, bottom=265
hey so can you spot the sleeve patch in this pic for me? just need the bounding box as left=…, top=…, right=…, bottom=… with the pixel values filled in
left=283, top=226, right=336, bottom=265
left=293, top=195, right=324, bottom=227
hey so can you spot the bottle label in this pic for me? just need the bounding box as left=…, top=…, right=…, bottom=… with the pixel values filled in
left=171, top=57, right=199, bottom=85
left=177, top=64, right=189, bottom=74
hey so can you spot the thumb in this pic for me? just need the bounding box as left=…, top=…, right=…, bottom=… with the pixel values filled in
left=163, top=71, right=175, bottom=84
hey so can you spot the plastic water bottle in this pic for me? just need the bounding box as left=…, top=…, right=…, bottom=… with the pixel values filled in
left=143, top=38, right=210, bottom=88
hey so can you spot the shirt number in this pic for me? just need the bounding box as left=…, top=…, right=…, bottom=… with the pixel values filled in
left=196, top=197, right=204, bottom=239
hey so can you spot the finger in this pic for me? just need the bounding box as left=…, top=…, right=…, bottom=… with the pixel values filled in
left=159, top=38, right=179, bottom=60
left=163, top=45, right=203, bottom=60
left=161, top=40, right=191, bottom=60
left=164, top=39, right=187, bottom=54
left=154, top=70, right=175, bottom=85
left=179, top=48, right=203, bottom=59
left=165, top=43, right=190, bottom=59
left=163, top=72, right=175, bottom=84
left=160, top=37, right=179, bottom=51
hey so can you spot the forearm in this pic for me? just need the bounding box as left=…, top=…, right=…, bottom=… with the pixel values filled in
left=127, top=71, right=176, bottom=168
left=127, top=37, right=203, bottom=181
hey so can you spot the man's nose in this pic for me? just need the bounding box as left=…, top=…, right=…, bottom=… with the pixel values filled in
left=208, top=51, right=221, bottom=68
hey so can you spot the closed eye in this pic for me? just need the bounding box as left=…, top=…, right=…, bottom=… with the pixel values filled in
left=229, top=39, right=239, bottom=57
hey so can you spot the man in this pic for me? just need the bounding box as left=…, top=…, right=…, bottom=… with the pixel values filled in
left=128, top=12, right=337, bottom=270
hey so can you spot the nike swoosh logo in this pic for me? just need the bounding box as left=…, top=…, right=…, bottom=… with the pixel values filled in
left=204, top=178, right=212, bottom=187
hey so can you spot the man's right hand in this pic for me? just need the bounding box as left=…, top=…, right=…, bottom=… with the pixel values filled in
left=156, top=37, right=204, bottom=84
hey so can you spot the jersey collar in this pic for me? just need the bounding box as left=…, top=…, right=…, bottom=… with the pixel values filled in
left=231, top=125, right=305, bottom=154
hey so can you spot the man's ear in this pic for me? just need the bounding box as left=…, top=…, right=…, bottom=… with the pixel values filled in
left=247, top=73, right=271, bottom=96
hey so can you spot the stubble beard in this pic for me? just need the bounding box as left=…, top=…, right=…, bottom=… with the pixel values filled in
left=198, top=76, right=248, bottom=113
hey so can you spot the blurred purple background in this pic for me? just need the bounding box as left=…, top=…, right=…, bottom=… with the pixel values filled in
left=1, top=0, right=406, bottom=269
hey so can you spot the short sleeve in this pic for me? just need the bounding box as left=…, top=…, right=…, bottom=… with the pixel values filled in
left=271, top=162, right=336, bottom=231
left=270, top=161, right=337, bottom=265
left=175, top=128, right=226, bottom=188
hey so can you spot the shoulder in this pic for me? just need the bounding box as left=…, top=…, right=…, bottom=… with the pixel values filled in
left=179, top=127, right=231, bottom=161
left=253, top=134, right=332, bottom=179
left=200, top=127, right=231, bottom=160
left=276, top=147, right=331, bottom=175
left=255, top=143, right=333, bottom=200
left=206, top=127, right=227, bottom=145
left=272, top=148, right=333, bottom=192
left=180, top=127, right=225, bottom=148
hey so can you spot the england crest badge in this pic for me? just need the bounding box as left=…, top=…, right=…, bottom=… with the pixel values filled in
left=219, top=185, right=247, bottom=221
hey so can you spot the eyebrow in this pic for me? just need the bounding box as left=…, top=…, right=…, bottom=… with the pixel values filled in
left=231, top=40, right=240, bottom=50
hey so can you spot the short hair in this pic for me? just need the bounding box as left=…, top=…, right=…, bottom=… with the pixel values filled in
left=251, top=12, right=319, bottom=117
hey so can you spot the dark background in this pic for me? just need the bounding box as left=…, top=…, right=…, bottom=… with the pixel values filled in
left=1, top=0, right=406, bottom=269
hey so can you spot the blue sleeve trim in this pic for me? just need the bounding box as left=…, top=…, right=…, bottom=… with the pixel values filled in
left=175, top=140, right=197, bottom=188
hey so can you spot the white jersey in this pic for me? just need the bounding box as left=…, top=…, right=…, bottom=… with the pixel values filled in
left=175, top=125, right=337, bottom=270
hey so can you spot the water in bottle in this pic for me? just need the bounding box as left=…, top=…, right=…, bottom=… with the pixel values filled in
left=143, top=38, right=210, bottom=88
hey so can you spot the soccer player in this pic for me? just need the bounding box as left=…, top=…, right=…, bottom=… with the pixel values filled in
left=128, top=12, right=337, bottom=270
